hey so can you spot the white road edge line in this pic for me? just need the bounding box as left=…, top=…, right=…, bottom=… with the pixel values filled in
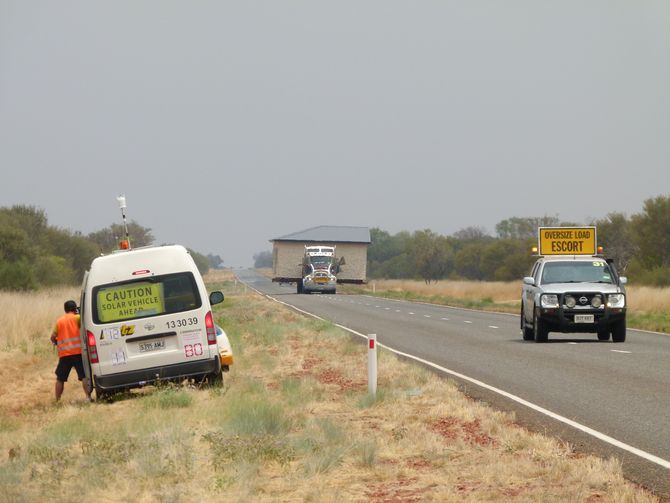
left=242, top=281, right=670, bottom=471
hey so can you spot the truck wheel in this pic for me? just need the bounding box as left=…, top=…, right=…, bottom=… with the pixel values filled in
left=611, top=320, right=626, bottom=342
left=597, top=330, right=610, bottom=341
left=521, top=307, right=534, bottom=341
left=533, top=311, right=548, bottom=343
left=296, top=280, right=303, bottom=294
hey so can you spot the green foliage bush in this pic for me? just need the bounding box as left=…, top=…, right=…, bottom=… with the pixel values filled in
left=0, top=204, right=215, bottom=290
left=367, top=195, right=670, bottom=285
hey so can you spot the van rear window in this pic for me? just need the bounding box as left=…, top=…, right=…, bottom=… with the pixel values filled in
left=93, top=272, right=202, bottom=324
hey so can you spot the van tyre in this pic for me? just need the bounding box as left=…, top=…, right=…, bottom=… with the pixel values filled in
left=533, top=311, right=548, bottom=343
left=611, top=320, right=626, bottom=343
left=94, top=385, right=110, bottom=402
left=206, top=370, right=224, bottom=386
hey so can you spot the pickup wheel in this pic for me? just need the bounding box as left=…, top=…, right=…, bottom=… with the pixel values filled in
left=597, top=330, right=611, bottom=341
left=611, top=319, right=626, bottom=343
left=533, top=311, right=548, bottom=343
left=521, top=307, right=534, bottom=341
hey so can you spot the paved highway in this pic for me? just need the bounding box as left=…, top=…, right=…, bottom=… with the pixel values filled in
left=236, top=269, right=670, bottom=499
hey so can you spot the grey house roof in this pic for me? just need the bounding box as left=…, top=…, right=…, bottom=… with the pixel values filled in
left=273, top=225, right=371, bottom=244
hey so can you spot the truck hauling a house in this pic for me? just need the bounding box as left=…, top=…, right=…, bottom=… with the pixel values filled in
left=273, top=244, right=366, bottom=294
left=270, top=225, right=370, bottom=294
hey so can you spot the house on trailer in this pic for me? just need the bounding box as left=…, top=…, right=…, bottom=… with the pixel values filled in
left=271, top=225, right=370, bottom=284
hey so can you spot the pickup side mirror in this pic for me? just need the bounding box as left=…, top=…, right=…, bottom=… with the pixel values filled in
left=209, top=291, right=225, bottom=305
left=619, top=276, right=627, bottom=285
left=523, top=277, right=535, bottom=286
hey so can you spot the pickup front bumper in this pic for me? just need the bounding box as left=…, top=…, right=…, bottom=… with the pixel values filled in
left=537, top=307, right=626, bottom=333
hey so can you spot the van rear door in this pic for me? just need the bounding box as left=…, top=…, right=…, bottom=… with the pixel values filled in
left=90, top=272, right=213, bottom=376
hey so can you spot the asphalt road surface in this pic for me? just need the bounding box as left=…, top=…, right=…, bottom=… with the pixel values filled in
left=235, top=270, right=670, bottom=500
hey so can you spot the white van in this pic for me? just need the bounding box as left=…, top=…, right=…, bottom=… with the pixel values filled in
left=80, top=245, right=227, bottom=400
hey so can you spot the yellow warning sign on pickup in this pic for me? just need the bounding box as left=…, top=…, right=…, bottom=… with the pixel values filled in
left=538, top=227, right=597, bottom=256
left=97, top=282, right=165, bottom=322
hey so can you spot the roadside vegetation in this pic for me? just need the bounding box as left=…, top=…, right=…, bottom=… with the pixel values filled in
left=362, top=195, right=670, bottom=286
left=0, top=270, right=660, bottom=502
left=0, top=205, right=221, bottom=291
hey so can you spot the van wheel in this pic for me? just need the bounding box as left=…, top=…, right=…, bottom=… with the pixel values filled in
left=206, top=370, right=223, bottom=386
left=611, top=320, right=626, bottom=343
left=95, top=385, right=110, bottom=402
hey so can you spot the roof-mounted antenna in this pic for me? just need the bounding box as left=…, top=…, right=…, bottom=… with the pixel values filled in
left=116, top=195, right=131, bottom=250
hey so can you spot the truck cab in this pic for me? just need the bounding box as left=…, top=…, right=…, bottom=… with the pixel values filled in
left=298, top=246, right=338, bottom=294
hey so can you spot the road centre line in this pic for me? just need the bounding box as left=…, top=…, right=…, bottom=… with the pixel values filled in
left=464, top=320, right=472, bottom=324
left=611, top=350, right=632, bottom=354
left=245, top=283, right=670, bottom=471
left=489, top=326, right=499, bottom=329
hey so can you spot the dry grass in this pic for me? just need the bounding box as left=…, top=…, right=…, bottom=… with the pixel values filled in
left=365, top=279, right=520, bottom=304
left=0, top=284, right=661, bottom=502
left=625, top=285, right=670, bottom=313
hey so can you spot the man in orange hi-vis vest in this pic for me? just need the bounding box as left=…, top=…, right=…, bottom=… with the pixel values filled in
left=50, top=300, right=91, bottom=402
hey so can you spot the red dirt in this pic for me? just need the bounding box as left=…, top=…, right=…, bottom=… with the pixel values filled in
left=366, top=476, right=425, bottom=503
left=431, top=417, right=496, bottom=447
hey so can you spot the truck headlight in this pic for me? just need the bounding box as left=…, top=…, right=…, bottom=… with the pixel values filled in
left=541, top=294, right=559, bottom=308
left=607, top=293, right=625, bottom=308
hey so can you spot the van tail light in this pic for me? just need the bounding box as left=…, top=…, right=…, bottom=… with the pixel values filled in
left=87, top=330, right=99, bottom=364
left=205, top=311, right=216, bottom=345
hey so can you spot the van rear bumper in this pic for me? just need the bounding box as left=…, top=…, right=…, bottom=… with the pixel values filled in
left=93, top=357, right=220, bottom=391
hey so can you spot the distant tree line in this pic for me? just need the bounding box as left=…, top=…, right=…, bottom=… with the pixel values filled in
left=253, top=250, right=273, bottom=268
left=0, top=205, right=222, bottom=291
left=368, top=195, right=670, bottom=286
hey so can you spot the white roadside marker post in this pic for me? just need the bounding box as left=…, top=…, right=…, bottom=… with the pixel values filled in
left=368, top=334, right=377, bottom=397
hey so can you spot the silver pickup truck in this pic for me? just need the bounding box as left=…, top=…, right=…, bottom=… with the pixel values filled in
left=520, top=255, right=627, bottom=342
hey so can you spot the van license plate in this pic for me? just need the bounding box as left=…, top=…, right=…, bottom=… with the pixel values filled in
left=574, top=314, right=594, bottom=323
left=139, top=340, right=166, bottom=352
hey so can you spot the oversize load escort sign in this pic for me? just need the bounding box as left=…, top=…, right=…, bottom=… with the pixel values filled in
left=538, top=227, right=597, bottom=256
left=97, top=282, right=164, bottom=322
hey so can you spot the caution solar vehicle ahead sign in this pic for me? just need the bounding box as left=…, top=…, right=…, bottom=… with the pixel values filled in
left=538, top=227, right=597, bottom=256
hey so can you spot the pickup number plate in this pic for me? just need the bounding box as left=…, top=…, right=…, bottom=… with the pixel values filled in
left=574, top=314, right=594, bottom=323
left=139, top=339, right=166, bottom=352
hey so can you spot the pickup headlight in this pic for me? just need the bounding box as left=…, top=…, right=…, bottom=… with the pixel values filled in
left=607, top=293, right=625, bottom=308
left=541, top=294, right=559, bottom=308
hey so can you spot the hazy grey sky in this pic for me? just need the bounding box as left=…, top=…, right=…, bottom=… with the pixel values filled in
left=2, top=1, right=669, bottom=267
